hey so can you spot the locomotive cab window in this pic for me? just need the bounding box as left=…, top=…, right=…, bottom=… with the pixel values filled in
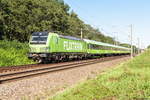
left=30, top=32, right=48, bottom=44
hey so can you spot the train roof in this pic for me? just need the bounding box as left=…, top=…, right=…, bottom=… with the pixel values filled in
left=32, top=32, right=49, bottom=36
left=84, top=39, right=130, bottom=50
left=59, top=35, right=82, bottom=41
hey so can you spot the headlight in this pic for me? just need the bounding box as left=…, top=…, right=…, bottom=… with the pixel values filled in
left=45, top=47, right=49, bottom=52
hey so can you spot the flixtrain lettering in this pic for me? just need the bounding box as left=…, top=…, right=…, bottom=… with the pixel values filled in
left=64, top=41, right=82, bottom=50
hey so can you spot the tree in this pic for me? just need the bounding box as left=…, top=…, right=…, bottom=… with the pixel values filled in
left=0, top=0, right=125, bottom=46
left=0, top=0, right=71, bottom=41
left=147, top=45, right=150, bottom=49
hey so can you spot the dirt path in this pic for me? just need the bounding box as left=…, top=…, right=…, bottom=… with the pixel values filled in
left=0, top=57, right=129, bottom=100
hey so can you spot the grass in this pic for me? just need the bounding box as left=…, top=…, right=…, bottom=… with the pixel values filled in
left=50, top=50, right=150, bottom=100
left=0, top=40, right=35, bottom=67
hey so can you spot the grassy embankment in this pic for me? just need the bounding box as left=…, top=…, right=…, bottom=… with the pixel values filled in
left=0, top=41, right=35, bottom=67
left=50, top=50, right=150, bottom=100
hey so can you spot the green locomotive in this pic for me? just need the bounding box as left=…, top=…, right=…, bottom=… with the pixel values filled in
left=28, top=32, right=130, bottom=62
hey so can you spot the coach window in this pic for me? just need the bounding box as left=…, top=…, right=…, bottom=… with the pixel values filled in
left=88, top=44, right=90, bottom=49
left=55, top=37, right=58, bottom=44
left=88, top=44, right=92, bottom=49
left=101, top=46, right=104, bottom=50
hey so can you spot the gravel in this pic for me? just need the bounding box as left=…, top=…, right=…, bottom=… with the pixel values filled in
left=0, top=57, right=129, bottom=100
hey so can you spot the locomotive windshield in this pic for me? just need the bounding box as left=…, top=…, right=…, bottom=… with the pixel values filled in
left=30, top=32, right=48, bottom=44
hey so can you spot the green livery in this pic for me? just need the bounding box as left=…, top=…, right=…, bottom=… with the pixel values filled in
left=84, top=39, right=130, bottom=54
left=28, top=32, right=130, bottom=62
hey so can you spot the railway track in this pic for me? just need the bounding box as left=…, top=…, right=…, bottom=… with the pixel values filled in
left=0, top=55, right=128, bottom=84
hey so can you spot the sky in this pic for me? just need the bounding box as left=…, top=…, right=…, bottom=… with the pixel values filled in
left=64, top=0, right=150, bottom=48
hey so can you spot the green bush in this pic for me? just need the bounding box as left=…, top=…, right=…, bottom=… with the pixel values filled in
left=0, top=40, right=35, bottom=67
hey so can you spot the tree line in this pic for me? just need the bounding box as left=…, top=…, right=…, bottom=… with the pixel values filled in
left=0, top=0, right=120, bottom=45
